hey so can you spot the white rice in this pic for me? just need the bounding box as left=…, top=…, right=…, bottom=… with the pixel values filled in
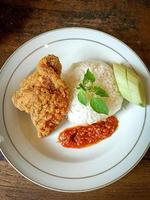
left=63, top=61, right=123, bottom=125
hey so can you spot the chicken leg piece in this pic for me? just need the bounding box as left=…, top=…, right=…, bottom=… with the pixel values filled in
left=12, top=55, right=69, bottom=137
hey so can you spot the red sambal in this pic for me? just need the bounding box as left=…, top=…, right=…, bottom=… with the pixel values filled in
left=58, top=116, right=118, bottom=148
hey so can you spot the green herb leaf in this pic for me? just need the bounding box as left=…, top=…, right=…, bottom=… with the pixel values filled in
left=77, top=69, right=109, bottom=112
left=93, top=86, right=109, bottom=97
left=90, top=97, right=109, bottom=114
left=77, top=83, right=86, bottom=91
left=77, top=89, right=89, bottom=105
left=83, top=69, right=95, bottom=84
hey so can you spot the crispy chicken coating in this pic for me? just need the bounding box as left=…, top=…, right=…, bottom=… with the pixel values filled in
left=12, top=55, right=69, bottom=137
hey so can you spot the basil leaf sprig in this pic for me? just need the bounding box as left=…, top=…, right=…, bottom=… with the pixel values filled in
left=77, top=69, right=109, bottom=115
left=77, top=89, right=88, bottom=106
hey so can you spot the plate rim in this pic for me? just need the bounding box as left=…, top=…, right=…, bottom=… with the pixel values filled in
left=1, top=26, right=150, bottom=76
left=1, top=143, right=150, bottom=193
left=0, top=27, right=150, bottom=192
left=2, top=37, right=147, bottom=179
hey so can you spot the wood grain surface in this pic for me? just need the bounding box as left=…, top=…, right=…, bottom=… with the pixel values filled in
left=0, top=0, right=150, bottom=199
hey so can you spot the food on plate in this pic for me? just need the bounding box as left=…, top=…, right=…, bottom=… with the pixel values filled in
left=58, top=61, right=147, bottom=149
left=12, top=55, right=69, bottom=137
left=58, top=116, right=118, bottom=148
left=76, top=69, right=109, bottom=115
left=63, top=61, right=123, bottom=125
left=12, top=53, right=146, bottom=149
left=127, top=68, right=146, bottom=106
left=113, top=64, right=131, bottom=101
left=113, top=64, right=146, bottom=106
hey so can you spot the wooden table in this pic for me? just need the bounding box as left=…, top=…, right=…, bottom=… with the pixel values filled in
left=0, top=0, right=150, bottom=199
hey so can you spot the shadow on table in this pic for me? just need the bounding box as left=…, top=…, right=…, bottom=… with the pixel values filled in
left=0, top=0, right=34, bottom=41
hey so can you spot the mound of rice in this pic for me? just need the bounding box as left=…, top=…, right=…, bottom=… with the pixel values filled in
left=63, top=61, right=123, bottom=125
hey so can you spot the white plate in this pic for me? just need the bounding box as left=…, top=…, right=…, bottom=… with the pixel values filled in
left=0, top=27, right=150, bottom=192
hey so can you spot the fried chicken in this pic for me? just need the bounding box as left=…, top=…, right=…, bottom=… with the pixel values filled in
left=12, top=55, right=69, bottom=137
